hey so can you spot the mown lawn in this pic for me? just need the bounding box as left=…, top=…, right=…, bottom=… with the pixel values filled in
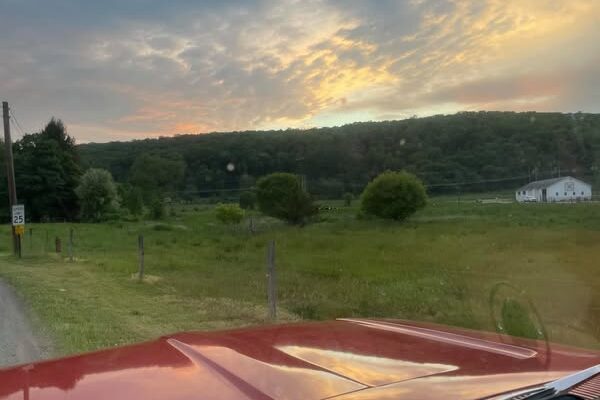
left=0, top=199, right=599, bottom=358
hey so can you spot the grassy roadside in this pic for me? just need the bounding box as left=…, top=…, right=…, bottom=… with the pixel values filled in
left=0, top=200, right=599, bottom=358
left=0, top=253, right=299, bottom=356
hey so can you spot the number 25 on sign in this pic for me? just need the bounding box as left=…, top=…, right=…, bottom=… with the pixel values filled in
left=12, top=204, right=25, bottom=227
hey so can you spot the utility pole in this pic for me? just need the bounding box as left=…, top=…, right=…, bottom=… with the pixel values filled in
left=3, top=101, right=19, bottom=255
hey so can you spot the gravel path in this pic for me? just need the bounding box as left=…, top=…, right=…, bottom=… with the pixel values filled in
left=0, top=279, right=51, bottom=367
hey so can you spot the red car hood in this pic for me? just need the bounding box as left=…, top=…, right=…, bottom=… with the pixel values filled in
left=0, top=318, right=598, bottom=400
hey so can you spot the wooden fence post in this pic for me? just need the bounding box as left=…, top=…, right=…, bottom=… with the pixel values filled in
left=249, top=216, right=256, bottom=234
left=29, top=228, right=32, bottom=252
left=266, top=240, right=277, bottom=320
left=45, top=230, right=48, bottom=253
left=16, top=234, right=21, bottom=258
left=138, top=234, right=145, bottom=282
left=55, top=237, right=61, bottom=253
left=68, top=228, right=74, bottom=262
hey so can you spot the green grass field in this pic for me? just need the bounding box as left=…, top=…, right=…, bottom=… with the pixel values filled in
left=0, top=198, right=599, bottom=358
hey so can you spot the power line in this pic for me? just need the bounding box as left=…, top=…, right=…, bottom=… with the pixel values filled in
left=10, top=110, right=26, bottom=135
left=425, top=175, right=530, bottom=188
left=170, top=175, right=531, bottom=195
left=9, top=118, right=25, bottom=138
left=175, top=187, right=249, bottom=194
left=8, top=107, right=27, bottom=138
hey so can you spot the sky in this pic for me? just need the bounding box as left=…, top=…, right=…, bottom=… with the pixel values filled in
left=0, top=0, right=599, bottom=143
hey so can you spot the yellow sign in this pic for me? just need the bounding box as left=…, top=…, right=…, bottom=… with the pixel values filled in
left=14, top=225, right=25, bottom=236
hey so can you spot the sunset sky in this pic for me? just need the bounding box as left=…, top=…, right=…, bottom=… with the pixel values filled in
left=1, top=0, right=599, bottom=142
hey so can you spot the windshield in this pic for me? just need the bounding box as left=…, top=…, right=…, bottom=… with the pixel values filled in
left=0, top=0, right=598, bottom=398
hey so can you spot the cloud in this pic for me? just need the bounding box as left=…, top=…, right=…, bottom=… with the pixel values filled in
left=306, top=0, right=600, bottom=121
left=0, top=0, right=598, bottom=142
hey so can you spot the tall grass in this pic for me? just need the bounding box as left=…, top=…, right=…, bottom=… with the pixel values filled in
left=0, top=199, right=598, bottom=356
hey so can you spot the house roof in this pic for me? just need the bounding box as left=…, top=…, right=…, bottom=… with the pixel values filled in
left=517, top=176, right=588, bottom=191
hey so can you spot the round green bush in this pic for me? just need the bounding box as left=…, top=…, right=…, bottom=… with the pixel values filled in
left=76, top=168, right=119, bottom=222
left=256, top=173, right=317, bottom=225
left=215, top=203, right=244, bottom=224
left=360, top=171, right=427, bottom=220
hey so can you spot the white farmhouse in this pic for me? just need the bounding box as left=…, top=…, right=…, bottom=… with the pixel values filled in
left=515, top=176, right=592, bottom=203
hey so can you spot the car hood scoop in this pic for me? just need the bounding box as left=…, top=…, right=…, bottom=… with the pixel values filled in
left=166, top=338, right=365, bottom=400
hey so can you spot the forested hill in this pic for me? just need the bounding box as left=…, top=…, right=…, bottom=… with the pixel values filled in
left=79, top=111, right=600, bottom=197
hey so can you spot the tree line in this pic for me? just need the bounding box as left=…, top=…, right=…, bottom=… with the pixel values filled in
left=1, top=111, right=599, bottom=222
left=80, top=111, right=600, bottom=199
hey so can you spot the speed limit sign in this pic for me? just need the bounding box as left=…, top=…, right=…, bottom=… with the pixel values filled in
left=12, top=205, right=24, bottom=226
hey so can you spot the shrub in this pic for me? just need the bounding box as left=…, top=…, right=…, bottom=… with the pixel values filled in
left=76, top=168, right=119, bottom=222
left=239, top=191, right=256, bottom=210
left=343, top=192, right=354, bottom=206
left=360, top=171, right=427, bottom=220
left=256, top=173, right=317, bottom=225
left=215, top=203, right=244, bottom=224
left=119, top=184, right=144, bottom=216
left=149, top=198, right=165, bottom=220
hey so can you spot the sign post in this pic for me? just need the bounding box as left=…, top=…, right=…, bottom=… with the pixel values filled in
left=266, top=240, right=277, bottom=320
left=12, top=204, right=24, bottom=258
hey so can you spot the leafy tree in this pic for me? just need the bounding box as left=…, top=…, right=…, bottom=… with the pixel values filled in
left=215, top=203, right=244, bottom=224
left=149, top=198, right=165, bottom=220
left=76, top=168, right=118, bottom=221
left=312, top=178, right=344, bottom=199
left=13, top=118, right=81, bottom=221
left=129, top=153, right=185, bottom=197
left=239, top=173, right=256, bottom=189
left=119, top=184, right=144, bottom=216
left=239, top=190, right=256, bottom=210
left=256, top=173, right=317, bottom=225
left=361, top=171, right=427, bottom=221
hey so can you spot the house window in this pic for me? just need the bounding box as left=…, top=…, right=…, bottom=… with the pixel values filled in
left=556, top=192, right=559, bottom=196
left=564, top=192, right=567, bottom=196
left=582, top=191, right=585, bottom=195
left=573, top=192, right=576, bottom=195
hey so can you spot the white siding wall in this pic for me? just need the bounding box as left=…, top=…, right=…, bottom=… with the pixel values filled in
left=546, top=179, right=592, bottom=202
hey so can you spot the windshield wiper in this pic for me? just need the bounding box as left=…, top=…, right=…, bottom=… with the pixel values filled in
left=499, top=364, right=600, bottom=400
